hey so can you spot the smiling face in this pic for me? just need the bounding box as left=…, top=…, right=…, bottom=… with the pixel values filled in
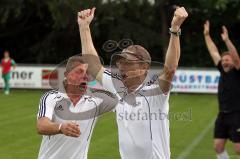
left=64, top=62, right=89, bottom=95
left=116, top=57, right=149, bottom=90
left=221, top=53, right=234, bottom=72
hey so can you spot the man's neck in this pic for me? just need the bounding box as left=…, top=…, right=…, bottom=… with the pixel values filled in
left=67, top=93, right=82, bottom=106
left=4, top=57, right=10, bottom=61
left=65, top=86, right=84, bottom=106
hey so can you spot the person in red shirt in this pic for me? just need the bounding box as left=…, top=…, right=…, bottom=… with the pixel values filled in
left=1, top=50, right=16, bottom=95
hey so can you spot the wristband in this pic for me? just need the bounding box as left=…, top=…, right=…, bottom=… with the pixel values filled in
left=169, top=28, right=181, bottom=36
left=58, top=123, right=62, bottom=133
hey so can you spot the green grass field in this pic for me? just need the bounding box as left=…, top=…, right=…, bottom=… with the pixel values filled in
left=0, top=90, right=239, bottom=159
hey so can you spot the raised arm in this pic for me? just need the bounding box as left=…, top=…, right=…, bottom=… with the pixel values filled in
left=78, top=8, right=104, bottom=83
left=203, top=21, right=221, bottom=66
left=221, top=26, right=240, bottom=69
left=159, top=7, right=188, bottom=93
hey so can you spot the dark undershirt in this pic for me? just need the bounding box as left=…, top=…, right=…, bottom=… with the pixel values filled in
left=217, top=61, right=240, bottom=113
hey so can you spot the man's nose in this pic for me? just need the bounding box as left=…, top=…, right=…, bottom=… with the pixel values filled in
left=83, top=73, right=89, bottom=81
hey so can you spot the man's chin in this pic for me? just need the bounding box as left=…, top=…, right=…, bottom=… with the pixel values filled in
left=70, top=89, right=87, bottom=96
left=67, top=84, right=87, bottom=96
left=223, top=67, right=231, bottom=72
left=122, top=78, right=141, bottom=89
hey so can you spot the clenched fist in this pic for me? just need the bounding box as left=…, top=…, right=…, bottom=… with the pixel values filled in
left=221, top=26, right=229, bottom=42
left=203, top=20, right=210, bottom=35
left=78, top=7, right=96, bottom=27
left=171, top=7, right=188, bottom=32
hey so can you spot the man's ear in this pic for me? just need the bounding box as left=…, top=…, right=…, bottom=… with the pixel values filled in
left=64, top=71, right=68, bottom=78
left=142, top=63, right=150, bottom=70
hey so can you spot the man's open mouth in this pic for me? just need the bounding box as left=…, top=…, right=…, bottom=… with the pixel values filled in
left=78, top=82, right=87, bottom=90
left=223, top=65, right=230, bottom=69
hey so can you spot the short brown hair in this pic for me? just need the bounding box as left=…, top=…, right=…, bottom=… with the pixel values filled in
left=65, top=56, right=85, bottom=73
left=221, top=52, right=231, bottom=58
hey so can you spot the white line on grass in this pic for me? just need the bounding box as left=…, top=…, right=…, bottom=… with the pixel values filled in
left=176, top=118, right=215, bottom=159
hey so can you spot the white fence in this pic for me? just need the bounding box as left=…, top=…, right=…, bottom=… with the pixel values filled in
left=0, top=65, right=220, bottom=93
